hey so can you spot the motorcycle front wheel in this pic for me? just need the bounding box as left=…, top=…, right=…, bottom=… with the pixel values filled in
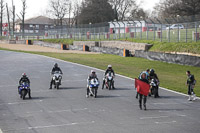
left=21, top=90, right=26, bottom=100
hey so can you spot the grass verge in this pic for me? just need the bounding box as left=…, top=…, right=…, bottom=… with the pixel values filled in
left=0, top=47, right=199, bottom=97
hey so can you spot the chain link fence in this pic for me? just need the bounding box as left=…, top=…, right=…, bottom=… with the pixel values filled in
left=2, top=14, right=200, bottom=43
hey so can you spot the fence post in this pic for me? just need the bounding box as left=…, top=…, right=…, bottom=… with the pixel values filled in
left=116, top=21, right=121, bottom=39
left=165, top=19, right=171, bottom=42
left=195, top=22, right=198, bottom=42
left=122, top=21, right=126, bottom=39
left=186, top=23, right=188, bottom=43
left=138, top=20, right=142, bottom=40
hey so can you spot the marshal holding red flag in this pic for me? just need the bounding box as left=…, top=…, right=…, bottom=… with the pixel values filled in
left=135, top=78, right=150, bottom=96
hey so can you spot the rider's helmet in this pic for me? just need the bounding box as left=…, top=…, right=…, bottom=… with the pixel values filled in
left=22, top=73, right=27, bottom=77
left=108, top=65, right=112, bottom=69
left=54, top=63, right=58, bottom=67
left=150, top=69, right=155, bottom=74
left=91, top=70, right=96, bottom=74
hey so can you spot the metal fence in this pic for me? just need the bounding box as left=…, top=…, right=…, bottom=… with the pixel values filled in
left=2, top=14, right=200, bottom=43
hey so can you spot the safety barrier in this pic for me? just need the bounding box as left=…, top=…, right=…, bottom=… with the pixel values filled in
left=135, top=50, right=200, bottom=67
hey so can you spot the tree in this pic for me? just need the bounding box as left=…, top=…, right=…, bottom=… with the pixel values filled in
left=131, top=8, right=148, bottom=20
left=179, top=0, right=200, bottom=16
left=6, top=3, right=10, bottom=35
left=153, top=0, right=200, bottom=19
left=11, top=0, right=15, bottom=35
left=48, top=0, right=70, bottom=26
left=0, top=0, right=4, bottom=36
left=19, top=0, right=27, bottom=37
left=109, top=0, right=138, bottom=21
left=78, top=0, right=114, bottom=24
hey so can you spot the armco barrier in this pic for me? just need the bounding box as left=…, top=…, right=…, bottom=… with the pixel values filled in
left=135, top=50, right=200, bottom=67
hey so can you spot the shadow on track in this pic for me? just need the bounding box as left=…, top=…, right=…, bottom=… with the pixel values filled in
left=58, top=87, right=83, bottom=90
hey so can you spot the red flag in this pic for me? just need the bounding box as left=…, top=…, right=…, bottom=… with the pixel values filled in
left=135, top=78, right=150, bottom=96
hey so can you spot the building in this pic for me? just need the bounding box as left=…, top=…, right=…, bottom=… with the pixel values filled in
left=15, top=16, right=55, bottom=34
left=109, top=21, right=167, bottom=34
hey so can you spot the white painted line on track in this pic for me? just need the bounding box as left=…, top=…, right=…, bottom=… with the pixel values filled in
left=0, top=129, right=3, bottom=133
left=48, top=108, right=88, bottom=113
left=140, top=116, right=169, bottom=120
left=153, top=101, right=194, bottom=105
left=2, top=121, right=95, bottom=132
left=0, top=84, right=17, bottom=88
left=155, top=121, right=176, bottom=124
left=1, top=108, right=88, bottom=117
left=0, top=100, right=43, bottom=106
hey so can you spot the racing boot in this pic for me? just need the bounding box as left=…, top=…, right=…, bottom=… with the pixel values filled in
left=28, top=90, right=32, bottom=99
left=193, top=94, right=196, bottom=101
left=188, top=95, right=192, bottom=101
left=112, top=81, right=115, bottom=89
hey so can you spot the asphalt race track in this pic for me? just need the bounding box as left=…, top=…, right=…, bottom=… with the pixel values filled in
left=0, top=50, right=200, bottom=133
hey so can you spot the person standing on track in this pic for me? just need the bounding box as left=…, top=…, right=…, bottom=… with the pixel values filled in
left=137, top=71, right=149, bottom=110
left=186, top=71, right=196, bottom=101
left=136, top=69, right=150, bottom=99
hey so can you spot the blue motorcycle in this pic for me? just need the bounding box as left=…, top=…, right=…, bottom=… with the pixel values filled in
left=18, top=82, right=31, bottom=100
left=89, top=78, right=99, bottom=98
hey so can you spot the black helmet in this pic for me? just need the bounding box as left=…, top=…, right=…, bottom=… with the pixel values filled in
left=54, top=63, right=58, bottom=67
left=150, top=69, right=155, bottom=73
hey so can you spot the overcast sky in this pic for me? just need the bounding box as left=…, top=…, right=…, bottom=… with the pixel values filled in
left=6, top=0, right=160, bottom=19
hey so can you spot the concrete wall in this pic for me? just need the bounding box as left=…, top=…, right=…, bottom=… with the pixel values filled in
left=0, top=40, right=26, bottom=44
left=90, top=46, right=124, bottom=56
left=34, top=41, right=61, bottom=49
left=135, top=50, right=200, bottom=67
left=73, top=41, right=152, bottom=54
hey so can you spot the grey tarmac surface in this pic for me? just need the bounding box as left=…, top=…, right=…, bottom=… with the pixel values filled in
left=0, top=50, right=200, bottom=133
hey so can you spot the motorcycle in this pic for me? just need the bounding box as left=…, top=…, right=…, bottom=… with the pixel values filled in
left=52, top=71, right=62, bottom=89
left=18, top=82, right=31, bottom=100
left=149, top=78, right=159, bottom=98
left=88, top=78, right=99, bottom=98
left=102, top=72, right=114, bottom=90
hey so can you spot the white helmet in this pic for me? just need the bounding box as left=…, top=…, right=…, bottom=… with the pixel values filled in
left=108, top=65, right=112, bottom=68
left=91, top=70, right=96, bottom=73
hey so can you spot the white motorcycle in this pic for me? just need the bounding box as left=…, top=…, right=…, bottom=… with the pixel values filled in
left=52, top=71, right=62, bottom=89
left=88, top=78, right=99, bottom=98
left=149, top=78, right=159, bottom=97
left=102, top=72, right=114, bottom=90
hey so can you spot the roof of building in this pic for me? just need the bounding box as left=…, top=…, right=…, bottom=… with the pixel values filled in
left=16, top=16, right=54, bottom=25
left=16, top=16, right=73, bottom=26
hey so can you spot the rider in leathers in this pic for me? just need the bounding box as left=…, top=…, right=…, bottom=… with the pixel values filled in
left=103, top=65, right=115, bottom=89
left=149, top=69, right=160, bottom=98
left=86, top=70, right=98, bottom=97
left=18, top=73, right=31, bottom=98
left=49, top=63, right=63, bottom=89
